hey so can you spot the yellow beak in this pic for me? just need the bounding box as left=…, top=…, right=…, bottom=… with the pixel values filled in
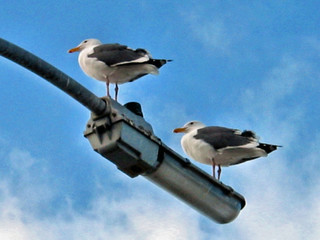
left=173, top=127, right=187, bottom=133
left=68, top=46, right=81, bottom=53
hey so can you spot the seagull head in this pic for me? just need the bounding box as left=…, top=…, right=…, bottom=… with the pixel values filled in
left=173, top=121, right=206, bottom=134
left=68, top=39, right=102, bottom=53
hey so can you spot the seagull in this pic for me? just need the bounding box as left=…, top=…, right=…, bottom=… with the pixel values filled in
left=68, top=39, right=171, bottom=101
left=173, top=121, right=280, bottom=180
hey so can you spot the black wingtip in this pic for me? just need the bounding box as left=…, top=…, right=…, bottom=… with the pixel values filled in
left=151, top=59, right=173, bottom=68
left=241, top=130, right=256, bottom=138
left=259, top=143, right=282, bottom=154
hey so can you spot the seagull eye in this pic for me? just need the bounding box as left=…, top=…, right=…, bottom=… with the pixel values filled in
left=190, top=122, right=194, bottom=125
left=83, top=40, right=88, bottom=43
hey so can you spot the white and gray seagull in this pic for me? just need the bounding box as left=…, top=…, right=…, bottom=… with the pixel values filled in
left=68, top=39, right=171, bottom=101
left=173, top=121, right=280, bottom=180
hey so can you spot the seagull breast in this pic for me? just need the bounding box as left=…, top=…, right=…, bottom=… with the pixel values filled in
left=181, top=130, right=217, bottom=165
left=78, top=45, right=113, bottom=81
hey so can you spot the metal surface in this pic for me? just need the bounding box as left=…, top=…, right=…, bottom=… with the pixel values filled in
left=84, top=97, right=157, bottom=177
left=145, top=144, right=245, bottom=223
left=0, top=38, right=106, bottom=115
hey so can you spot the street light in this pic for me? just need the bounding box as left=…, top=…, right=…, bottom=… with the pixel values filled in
left=0, top=38, right=245, bottom=223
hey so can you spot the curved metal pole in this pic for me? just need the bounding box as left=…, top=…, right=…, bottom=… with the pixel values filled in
left=0, top=38, right=106, bottom=115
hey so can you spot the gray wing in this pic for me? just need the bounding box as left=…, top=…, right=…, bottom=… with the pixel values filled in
left=88, top=44, right=149, bottom=66
left=194, top=126, right=253, bottom=150
left=92, top=43, right=128, bottom=52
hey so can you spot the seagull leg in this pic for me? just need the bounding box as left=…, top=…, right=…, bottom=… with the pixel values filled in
left=217, top=165, right=221, bottom=181
left=212, top=161, right=216, bottom=179
left=106, top=80, right=110, bottom=98
left=115, top=83, right=119, bottom=101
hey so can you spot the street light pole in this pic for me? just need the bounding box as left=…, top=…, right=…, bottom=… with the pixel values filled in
left=0, top=38, right=245, bottom=223
left=0, top=38, right=106, bottom=115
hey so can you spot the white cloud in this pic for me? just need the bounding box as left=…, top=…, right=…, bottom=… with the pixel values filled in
left=0, top=147, right=205, bottom=240
left=231, top=153, right=320, bottom=240
left=4, top=148, right=56, bottom=205
left=241, top=55, right=310, bottom=118
left=0, top=179, right=203, bottom=240
left=182, top=11, right=232, bottom=54
left=219, top=47, right=320, bottom=239
left=2, top=137, right=319, bottom=238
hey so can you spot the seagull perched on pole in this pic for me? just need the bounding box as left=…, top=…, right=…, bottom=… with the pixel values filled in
left=173, top=121, right=281, bottom=180
left=68, top=39, right=171, bottom=101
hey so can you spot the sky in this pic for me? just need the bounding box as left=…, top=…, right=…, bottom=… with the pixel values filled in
left=1, top=1, right=320, bottom=239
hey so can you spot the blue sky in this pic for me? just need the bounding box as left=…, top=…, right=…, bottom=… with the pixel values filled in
left=1, top=1, right=320, bottom=239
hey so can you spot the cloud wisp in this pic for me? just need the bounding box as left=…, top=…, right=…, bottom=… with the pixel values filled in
left=0, top=147, right=206, bottom=240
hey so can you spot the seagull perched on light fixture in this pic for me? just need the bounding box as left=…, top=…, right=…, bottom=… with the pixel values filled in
left=173, top=121, right=281, bottom=180
left=68, top=39, right=171, bottom=101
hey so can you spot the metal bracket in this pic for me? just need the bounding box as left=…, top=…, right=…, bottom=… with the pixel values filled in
left=84, top=98, right=160, bottom=177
